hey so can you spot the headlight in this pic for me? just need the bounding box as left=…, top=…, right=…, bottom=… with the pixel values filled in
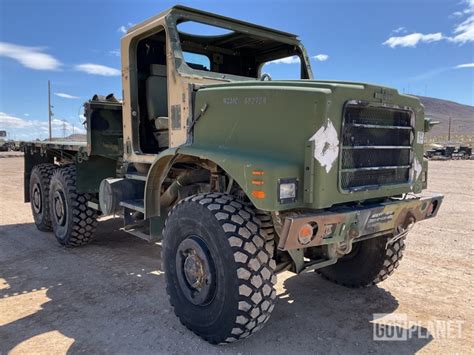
left=278, top=178, right=298, bottom=203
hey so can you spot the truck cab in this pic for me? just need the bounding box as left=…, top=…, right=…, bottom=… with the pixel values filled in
left=120, top=6, right=312, bottom=157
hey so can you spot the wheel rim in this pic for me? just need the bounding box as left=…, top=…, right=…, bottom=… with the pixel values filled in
left=175, top=235, right=217, bottom=306
left=53, top=189, right=67, bottom=227
left=32, top=182, right=42, bottom=214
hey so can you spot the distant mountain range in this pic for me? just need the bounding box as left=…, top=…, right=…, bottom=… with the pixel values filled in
left=417, top=96, right=474, bottom=139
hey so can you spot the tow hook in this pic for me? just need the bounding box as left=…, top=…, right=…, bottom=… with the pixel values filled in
left=336, top=223, right=359, bottom=256
left=387, top=216, right=416, bottom=247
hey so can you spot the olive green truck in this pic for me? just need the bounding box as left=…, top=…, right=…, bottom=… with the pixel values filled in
left=23, top=6, right=443, bottom=344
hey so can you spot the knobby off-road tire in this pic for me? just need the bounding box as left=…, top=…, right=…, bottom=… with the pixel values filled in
left=30, top=163, right=58, bottom=231
left=49, top=165, right=98, bottom=247
left=317, top=234, right=406, bottom=288
left=255, top=210, right=276, bottom=241
left=162, top=193, right=277, bottom=344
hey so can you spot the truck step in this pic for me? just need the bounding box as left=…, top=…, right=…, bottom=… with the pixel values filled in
left=121, top=226, right=159, bottom=243
left=120, top=199, right=144, bottom=213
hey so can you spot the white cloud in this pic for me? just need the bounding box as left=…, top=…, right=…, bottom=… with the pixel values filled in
left=384, top=1, right=474, bottom=48
left=109, top=49, right=120, bottom=57
left=55, top=92, right=80, bottom=99
left=268, top=55, right=329, bottom=64
left=392, top=27, right=407, bottom=34
left=449, top=0, right=474, bottom=44
left=313, top=54, right=329, bottom=62
left=268, top=56, right=300, bottom=64
left=410, top=67, right=451, bottom=81
left=0, top=42, right=61, bottom=70
left=24, top=113, right=29, bottom=117
left=409, top=63, right=473, bottom=81
left=0, top=112, right=85, bottom=140
left=51, top=118, right=84, bottom=133
left=74, top=63, right=121, bottom=76
left=455, top=63, right=474, bottom=68
left=118, top=22, right=135, bottom=34
left=451, top=15, right=474, bottom=43
left=0, top=112, right=35, bottom=128
left=383, top=32, right=444, bottom=48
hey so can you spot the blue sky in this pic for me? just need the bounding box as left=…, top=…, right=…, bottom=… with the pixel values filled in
left=0, top=0, right=473, bottom=140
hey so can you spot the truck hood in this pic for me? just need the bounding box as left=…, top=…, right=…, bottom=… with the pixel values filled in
left=192, top=79, right=425, bottom=211
left=202, top=79, right=417, bottom=102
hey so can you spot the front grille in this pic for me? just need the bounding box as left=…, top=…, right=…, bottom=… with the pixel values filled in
left=340, top=102, right=414, bottom=191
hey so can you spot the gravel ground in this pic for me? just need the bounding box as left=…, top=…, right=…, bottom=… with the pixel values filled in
left=0, top=157, right=472, bottom=354
left=0, top=152, right=23, bottom=159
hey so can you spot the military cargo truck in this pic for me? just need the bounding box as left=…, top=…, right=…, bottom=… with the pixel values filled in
left=426, top=143, right=472, bottom=160
left=0, top=130, right=11, bottom=151
left=23, top=6, right=443, bottom=344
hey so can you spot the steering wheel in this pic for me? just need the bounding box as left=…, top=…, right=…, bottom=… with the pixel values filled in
left=260, top=73, right=272, bottom=81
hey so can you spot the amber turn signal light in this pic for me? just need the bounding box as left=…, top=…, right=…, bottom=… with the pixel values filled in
left=297, top=222, right=317, bottom=245
left=252, top=190, right=266, bottom=199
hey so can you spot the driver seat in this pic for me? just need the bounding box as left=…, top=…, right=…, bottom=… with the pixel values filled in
left=146, top=64, right=169, bottom=148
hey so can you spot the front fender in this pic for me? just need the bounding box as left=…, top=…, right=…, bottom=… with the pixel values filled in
left=177, top=145, right=302, bottom=211
left=144, top=145, right=303, bottom=219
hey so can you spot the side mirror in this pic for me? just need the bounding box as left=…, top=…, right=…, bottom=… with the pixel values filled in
left=424, top=117, right=440, bottom=132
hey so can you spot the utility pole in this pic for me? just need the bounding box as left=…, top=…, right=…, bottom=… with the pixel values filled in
left=48, top=80, right=53, bottom=140
left=62, top=119, right=67, bottom=138
left=448, top=116, right=452, bottom=142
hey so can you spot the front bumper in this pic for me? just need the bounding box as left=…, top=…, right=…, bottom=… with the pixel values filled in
left=278, top=194, right=443, bottom=251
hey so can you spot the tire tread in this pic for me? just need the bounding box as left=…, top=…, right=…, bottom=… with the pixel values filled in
left=317, top=236, right=406, bottom=288
left=50, top=165, right=98, bottom=247
left=30, top=163, right=58, bottom=231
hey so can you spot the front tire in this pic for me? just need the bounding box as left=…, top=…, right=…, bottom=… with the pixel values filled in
left=162, top=193, right=277, bottom=344
left=49, top=165, right=98, bottom=247
left=317, top=234, right=406, bottom=288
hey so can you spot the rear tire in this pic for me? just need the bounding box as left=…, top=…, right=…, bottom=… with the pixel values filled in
left=30, top=163, right=58, bottom=231
left=162, top=193, right=277, bottom=344
left=317, top=234, right=406, bottom=288
left=49, top=165, right=98, bottom=247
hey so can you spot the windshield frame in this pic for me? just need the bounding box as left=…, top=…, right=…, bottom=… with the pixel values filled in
left=165, top=12, right=314, bottom=82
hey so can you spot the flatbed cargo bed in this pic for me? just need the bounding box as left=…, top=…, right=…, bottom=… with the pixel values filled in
left=24, top=140, right=87, bottom=152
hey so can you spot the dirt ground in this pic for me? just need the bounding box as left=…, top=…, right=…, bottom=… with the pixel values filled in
left=0, top=156, right=472, bottom=354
